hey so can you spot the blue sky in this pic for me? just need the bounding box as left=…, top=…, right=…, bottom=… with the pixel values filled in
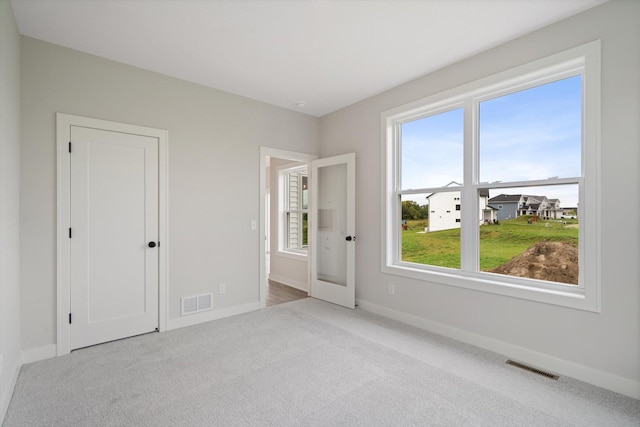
left=401, top=75, right=582, bottom=207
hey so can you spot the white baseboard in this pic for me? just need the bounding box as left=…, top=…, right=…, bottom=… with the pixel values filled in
left=20, top=303, right=262, bottom=362
left=22, top=344, right=57, bottom=364
left=268, top=273, right=309, bottom=292
left=356, top=299, right=640, bottom=400
left=0, top=358, right=21, bottom=424
left=168, top=302, right=260, bottom=330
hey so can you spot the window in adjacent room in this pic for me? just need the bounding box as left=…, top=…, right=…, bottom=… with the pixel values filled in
left=279, top=165, right=308, bottom=255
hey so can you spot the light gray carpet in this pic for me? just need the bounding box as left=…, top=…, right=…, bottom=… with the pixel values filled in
left=4, top=298, right=639, bottom=426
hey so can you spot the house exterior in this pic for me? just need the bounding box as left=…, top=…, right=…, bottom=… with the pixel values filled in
left=489, top=194, right=564, bottom=220
left=480, top=198, right=498, bottom=224
left=427, top=182, right=496, bottom=232
left=487, top=194, right=523, bottom=221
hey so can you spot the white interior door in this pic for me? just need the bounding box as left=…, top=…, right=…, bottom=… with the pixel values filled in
left=310, top=153, right=356, bottom=308
left=69, top=126, right=159, bottom=350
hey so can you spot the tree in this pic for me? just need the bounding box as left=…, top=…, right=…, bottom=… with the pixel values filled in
left=402, top=200, right=429, bottom=220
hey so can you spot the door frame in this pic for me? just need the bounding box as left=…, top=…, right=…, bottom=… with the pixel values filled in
left=259, top=147, right=317, bottom=308
left=56, top=113, right=169, bottom=356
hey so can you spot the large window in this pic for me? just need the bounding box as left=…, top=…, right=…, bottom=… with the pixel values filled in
left=383, top=41, right=600, bottom=311
left=279, top=164, right=308, bottom=254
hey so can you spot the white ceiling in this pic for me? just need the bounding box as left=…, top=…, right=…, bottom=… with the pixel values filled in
left=11, top=0, right=606, bottom=117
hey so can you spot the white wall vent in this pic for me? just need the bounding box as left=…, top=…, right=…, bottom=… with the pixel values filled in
left=181, top=293, right=213, bottom=316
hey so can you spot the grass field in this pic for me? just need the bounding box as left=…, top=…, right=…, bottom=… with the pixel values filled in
left=402, top=216, right=578, bottom=270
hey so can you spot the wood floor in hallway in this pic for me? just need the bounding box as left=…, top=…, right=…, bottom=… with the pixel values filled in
left=267, top=280, right=307, bottom=306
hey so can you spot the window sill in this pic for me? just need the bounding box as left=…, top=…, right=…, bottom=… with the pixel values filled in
left=382, top=263, right=599, bottom=313
left=276, top=250, right=308, bottom=261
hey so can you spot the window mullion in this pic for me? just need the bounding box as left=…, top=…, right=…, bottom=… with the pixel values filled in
left=460, top=100, right=478, bottom=272
left=393, top=123, right=402, bottom=264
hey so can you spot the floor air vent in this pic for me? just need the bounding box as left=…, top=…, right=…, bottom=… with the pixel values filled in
left=506, top=359, right=559, bottom=380
left=181, top=293, right=213, bottom=316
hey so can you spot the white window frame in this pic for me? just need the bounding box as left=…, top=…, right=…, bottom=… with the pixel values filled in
left=278, top=163, right=309, bottom=257
left=382, top=40, right=600, bottom=312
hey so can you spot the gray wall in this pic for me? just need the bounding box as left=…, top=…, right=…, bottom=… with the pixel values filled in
left=490, top=203, right=519, bottom=221
left=319, top=1, right=640, bottom=395
left=20, top=37, right=319, bottom=351
left=0, top=0, right=22, bottom=416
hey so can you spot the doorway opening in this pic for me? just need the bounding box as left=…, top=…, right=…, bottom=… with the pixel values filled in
left=259, top=147, right=356, bottom=309
left=261, top=151, right=315, bottom=307
left=259, top=148, right=317, bottom=308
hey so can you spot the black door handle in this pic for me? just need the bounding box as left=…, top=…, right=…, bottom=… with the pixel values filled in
left=345, top=236, right=356, bottom=242
left=148, top=241, right=157, bottom=248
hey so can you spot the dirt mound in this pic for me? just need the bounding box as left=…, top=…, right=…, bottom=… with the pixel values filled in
left=489, top=241, right=578, bottom=285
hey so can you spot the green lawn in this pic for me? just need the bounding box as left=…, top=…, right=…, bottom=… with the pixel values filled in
left=401, top=216, right=578, bottom=270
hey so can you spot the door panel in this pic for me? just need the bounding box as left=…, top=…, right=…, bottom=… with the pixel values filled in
left=70, top=126, right=158, bottom=350
left=310, top=153, right=355, bottom=308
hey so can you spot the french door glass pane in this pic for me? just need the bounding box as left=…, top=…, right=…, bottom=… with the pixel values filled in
left=316, top=163, right=347, bottom=286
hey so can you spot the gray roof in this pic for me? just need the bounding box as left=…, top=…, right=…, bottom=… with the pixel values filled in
left=524, top=195, right=545, bottom=203
left=426, top=181, right=462, bottom=199
left=488, top=194, right=522, bottom=203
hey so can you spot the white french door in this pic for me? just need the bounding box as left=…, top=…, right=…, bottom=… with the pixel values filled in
left=310, top=153, right=356, bottom=309
left=68, top=125, right=159, bottom=350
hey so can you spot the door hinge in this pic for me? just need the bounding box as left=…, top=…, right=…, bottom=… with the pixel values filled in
left=68, top=141, right=72, bottom=153
left=68, top=313, right=72, bottom=324
left=69, top=228, right=72, bottom=238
